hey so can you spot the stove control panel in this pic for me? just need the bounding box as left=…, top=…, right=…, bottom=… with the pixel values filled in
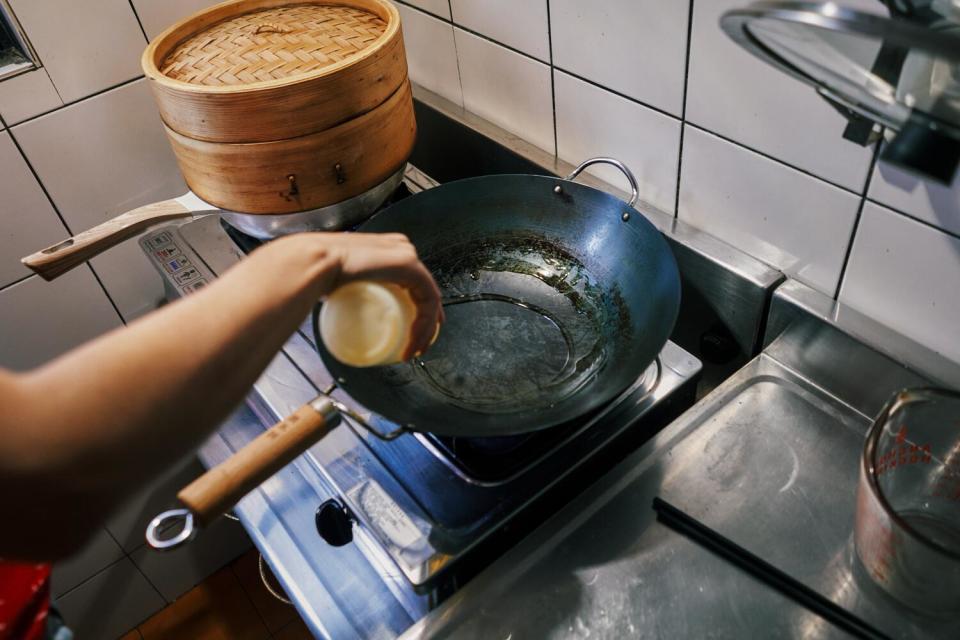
left=140, top=226, right=215, bottom=299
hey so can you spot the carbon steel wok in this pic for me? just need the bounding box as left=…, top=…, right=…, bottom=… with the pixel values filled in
left=147, top=158, right=681, bottom=549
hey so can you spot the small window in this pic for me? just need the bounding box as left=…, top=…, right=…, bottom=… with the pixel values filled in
left=0, top=0, right=36, bottom=81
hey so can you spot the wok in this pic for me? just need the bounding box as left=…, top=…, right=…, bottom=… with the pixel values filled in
left=146, top=158, right=681, bottom=549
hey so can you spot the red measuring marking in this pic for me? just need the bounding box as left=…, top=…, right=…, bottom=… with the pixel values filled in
left=895, top=425, right=907, bottom=444
left=876, top=442, right=932, bottom=475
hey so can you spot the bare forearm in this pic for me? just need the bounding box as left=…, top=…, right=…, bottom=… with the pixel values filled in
left=20, top=238, right=336, bottom=478
left=0, top=231, right=441, bottom=560
left=0, top=237, right=338, bottom=556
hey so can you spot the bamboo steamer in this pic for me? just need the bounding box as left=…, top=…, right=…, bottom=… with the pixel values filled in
left=141, top=0, right=415, bottom=214
left=166, top=79, right=415, bottom=214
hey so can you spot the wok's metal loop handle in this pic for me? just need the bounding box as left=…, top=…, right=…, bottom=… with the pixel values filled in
left=322, top=382, right=410, bottom=442
left=564, top=157, right=640, bottom=208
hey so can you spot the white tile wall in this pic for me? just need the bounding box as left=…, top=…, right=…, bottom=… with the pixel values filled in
left=840, top=202, right=960, bottom=364
left=454, top=28, right=554, bottom=154
left=679, top=126, right=860, bottom=294
left=13, top=79, right=185, bottom=321
left=451, top=0, right=549, bottom=62
left=130, top=0, right=222, bottom=39
left=54, top=557, right=165, bottom=639
left=9, top=0, right=146, bottom=103
left=555, top=71, right=680, bottom=214
left=0, top=268, right=121, bottom=370
left=685, top=0, right=877, bottom=192
left=399, top=0, right=451, bottom=20
left=397, top=4, right=463, bottom=107
left=0, top=131, right=68, bottom=286
left=869, top=153, right=960, bottom=238
left=550, top=0, right=690, bottom=117
left=0, top=68, right=62, bottom=124
left=389, top=0, right=960, bottom=364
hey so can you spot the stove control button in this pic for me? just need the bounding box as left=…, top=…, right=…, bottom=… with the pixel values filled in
left=153, top=246, right=180, bottom=261
left=174, top=267, right=201, bottom=285
left=182, top=279, right=207, bottom=294
left=315, top=499, right=353, bottom=547
left=146, top=232, right=173, bottom=249
left=163, top=256, right=191, bottom=273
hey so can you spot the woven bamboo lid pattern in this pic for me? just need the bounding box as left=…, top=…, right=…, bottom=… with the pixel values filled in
left=160, top=4, right=387, bottom=86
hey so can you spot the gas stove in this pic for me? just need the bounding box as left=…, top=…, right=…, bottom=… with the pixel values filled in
left=139, top=164, right=702, bottom=637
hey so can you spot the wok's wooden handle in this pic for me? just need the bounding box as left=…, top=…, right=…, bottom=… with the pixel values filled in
left=179, top=398, right=341, bottom=526
left=21, top=198, right=194, bottom=281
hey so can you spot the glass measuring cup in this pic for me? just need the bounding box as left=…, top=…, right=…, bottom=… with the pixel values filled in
left=854, top=387, right=960, bottom=614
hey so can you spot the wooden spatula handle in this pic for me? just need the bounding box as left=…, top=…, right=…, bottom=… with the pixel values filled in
left=21, top=198, right=194, bottom=281
left=178, top=398, right=341, bottom=526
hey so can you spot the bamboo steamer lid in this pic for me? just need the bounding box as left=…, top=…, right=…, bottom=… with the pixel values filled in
left=142, top=0, right=408, bottom=143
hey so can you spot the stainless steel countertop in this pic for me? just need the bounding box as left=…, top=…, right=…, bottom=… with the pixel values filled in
left=397, top=281, right=959, bottom=640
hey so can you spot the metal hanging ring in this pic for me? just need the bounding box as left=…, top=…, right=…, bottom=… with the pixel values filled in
left=146, top=508, right=196, bottom=550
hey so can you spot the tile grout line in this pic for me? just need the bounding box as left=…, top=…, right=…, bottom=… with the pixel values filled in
left=447, top=0, right=466, bottom=107
left=554, top=65, right=681, bottom=123
left=833, top=141, right=883, bottom=300
left=43, top=66, right=64, bottom=104
left=674, top=0, right=697, bottom=219
left=9, top=75, right=144, bottom=129
left=394, top=0, right=448, bottom=21
left=546, top=0, right=558, bottom=158
left=397, top=0, right=549, bottom=65
left=102, top=527, right=164, bottom=602
left=4, top=118, right=127, bottom=325
left=399, top=0, right=953, bottom=243
left=228, top=555, right=276, bottom=634
left=401, top=0, right=880, bottom=211
left=126, top=0, right=150, bottom=43
left=85, top=263, right=128, bottom=326
left=4, top=126, right=73, bottom=237
left=684, top=121, right=865, bottom=198
left=864, top=196, right=960, bottom=242
left=53, top=555, right=130, bottom=600
left=123, top=540, right=167, bottom=604
left=0, top=272, right=35, bottom=293
left=398, top=0, right=677, bottom=127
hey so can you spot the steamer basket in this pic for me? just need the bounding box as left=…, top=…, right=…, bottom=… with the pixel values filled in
left=165, top=79, right=416, bottom=214
left=142, top=0, right=408, bottom=143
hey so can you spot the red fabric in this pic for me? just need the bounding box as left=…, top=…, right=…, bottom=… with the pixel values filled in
left=0, top=561, right=50, bottom=640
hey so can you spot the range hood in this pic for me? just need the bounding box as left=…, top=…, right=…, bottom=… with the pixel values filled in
left=721, top=1, right=960, bottom=183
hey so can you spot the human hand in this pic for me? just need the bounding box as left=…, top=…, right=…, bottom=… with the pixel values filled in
left=272, top=232, right=444, bottom=359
